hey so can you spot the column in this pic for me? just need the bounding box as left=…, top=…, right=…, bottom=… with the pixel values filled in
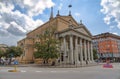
left=91, top=42, right=94, bottom=61
left=66, top=42, right=69, bottom=63
left=80, top=38, right=83, bottom=62
left=87, top=41, right=90, bottom=61
left=60, top=38, right=62, bottom=64
left=63, top=36, right=67, bottom=64
left=70, top=35, right=74, bottom=64
left=75, top=36, right=79, bottom=65
left=84, top=40, right=87, bottom=61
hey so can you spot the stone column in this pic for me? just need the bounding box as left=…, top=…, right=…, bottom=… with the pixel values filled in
left=66, top=42, right=69, bottom=63
left=91, top=42, right=94, bottom=61
left=70, top=35, right=74, bottom=64
left=75, top=36, right=79, bottom=65
left=84, top=40, right=87, bottom=61
left=80, top=38, right=83, bottom=63
left=87, top=41, right=90, bottom=61
left=60, top=38, right=63, bottom=65
left=63, top=36, right=67, bottom=64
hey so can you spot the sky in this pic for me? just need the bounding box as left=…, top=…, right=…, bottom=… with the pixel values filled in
left=0, top=0, right=120, bottom=46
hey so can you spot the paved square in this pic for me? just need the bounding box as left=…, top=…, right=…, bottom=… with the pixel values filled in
left=0, top=63, right=120, bottom=79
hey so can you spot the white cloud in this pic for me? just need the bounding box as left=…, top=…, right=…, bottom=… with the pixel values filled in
left=101, top=0, right=120, bottom=29
left=58, top=3, right=63, bottom=10
left=0, top=29, right=10, bottom=37
left=16, top=0, right=55, bottom=17
left=0, top=0, right=54, bottom=46
left=112, top=32, right=118, bottom=35
left=7, top=21, right=26, bottom=36
left=109, top=26, right=115, bottom=30
left=103, top=15, right=112, bottom=25
left=0, top=35, right=26, bottom=46
left=75, top=12, right=80, bottom=17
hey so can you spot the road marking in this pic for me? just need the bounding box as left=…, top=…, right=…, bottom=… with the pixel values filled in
left=36, top=71, right=42, bottom=72
left=50, top=71, right=57, bottom=72
left=20, top=70, right=26, bottom=72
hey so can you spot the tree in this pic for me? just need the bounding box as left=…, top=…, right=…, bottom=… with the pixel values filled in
left=5, top=46, right=23, bottom=58
left=93, top=48, right=98, bottom=60
left=34, top=27, right=59, bottom=65
left=3, top=46, right=23, bottom=64
left=0, top=48, right=4, bottom=58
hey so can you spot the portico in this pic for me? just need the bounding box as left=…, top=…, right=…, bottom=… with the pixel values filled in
left=57, top=24, right=94, bottom=66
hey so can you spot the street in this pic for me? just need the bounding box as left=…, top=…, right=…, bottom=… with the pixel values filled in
left=0, top=63, right=120, bottom=79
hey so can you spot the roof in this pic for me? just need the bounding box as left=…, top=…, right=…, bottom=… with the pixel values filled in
left=56, top=25, right=92, bottom=38
left=74, top=24, right=92, bottom=36
left=27, top=15, right=79, bottom=35
left=93, top=32, right=120, bottom=39
left=0, top=44, right=8, bottom=48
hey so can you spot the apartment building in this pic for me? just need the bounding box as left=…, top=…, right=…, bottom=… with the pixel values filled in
left=93, top=32, right=120, bottom=62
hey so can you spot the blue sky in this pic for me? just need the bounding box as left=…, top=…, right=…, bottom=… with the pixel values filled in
left=0, top=0, right=120, bottom=46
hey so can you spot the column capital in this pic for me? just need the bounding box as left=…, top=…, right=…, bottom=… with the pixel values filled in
left=61, top=35, right=66, bottom=38
left=70, top=34, right=73, bottom=37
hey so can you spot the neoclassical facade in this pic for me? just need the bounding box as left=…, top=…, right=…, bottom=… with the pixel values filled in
left=18, top=9, right=94, bottom=66
left=57, top=23, right=94, bottom=65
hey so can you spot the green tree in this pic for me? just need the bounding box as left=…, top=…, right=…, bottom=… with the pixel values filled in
left=5, top=46, right=23, bottom=58
left=93, top=48, right=98, bottom=60
left=34, top=27, right=59, bottom=64
left=0, top=48, right=4, bottom=58
left=4, top=46, right=23, bottom=64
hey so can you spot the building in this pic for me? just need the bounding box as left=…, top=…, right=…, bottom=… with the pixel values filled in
left=93, top=32, right=120, bottom=62
left=0, top=44, right=8, bottom=52
left=18, top=8, right=94, bottom=66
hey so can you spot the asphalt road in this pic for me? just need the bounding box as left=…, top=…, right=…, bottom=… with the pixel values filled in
left=0, top=63, right=120, bottom=79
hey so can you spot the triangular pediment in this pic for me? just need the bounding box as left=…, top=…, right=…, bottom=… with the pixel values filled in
left=74, top=24, right=92, bottom=36
left=75, top=28, right=90, bottom=36
left=57, top=28, right=92, bottom=40
left=58, top=16, right=79, bottom=27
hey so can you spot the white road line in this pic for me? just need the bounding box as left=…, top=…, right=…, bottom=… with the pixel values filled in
left=50, top=71, right=57, bottom=72
left=20, top=70, right=26, bottom=72
left=36, top=71, right=42, bottom=72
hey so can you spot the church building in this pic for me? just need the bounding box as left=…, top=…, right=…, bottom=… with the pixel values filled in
left=18, top=7, right=94, bottom=66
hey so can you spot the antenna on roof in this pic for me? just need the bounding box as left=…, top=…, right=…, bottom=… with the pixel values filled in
left=68, top=4, right=72, bottom=16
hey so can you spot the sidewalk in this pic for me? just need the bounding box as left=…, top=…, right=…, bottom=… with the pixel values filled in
left=17, top=63, right=101, bottom=68
left=0, top=63, right=104, bottom=68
